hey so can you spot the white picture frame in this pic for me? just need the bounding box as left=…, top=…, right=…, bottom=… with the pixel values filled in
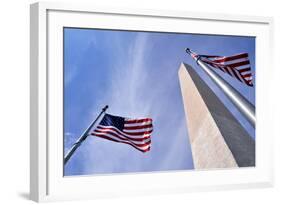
left=30, top=2, right=274, bottom=202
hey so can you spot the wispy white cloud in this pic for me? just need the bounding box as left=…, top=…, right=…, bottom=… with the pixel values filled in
left=64, top=65, right=79, bottom=86
left=89, top=32, right=153, bottom=117
left=64, top=132, right=77, bottom=155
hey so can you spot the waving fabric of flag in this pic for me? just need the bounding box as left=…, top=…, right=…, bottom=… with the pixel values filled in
left=91, top=114, right=153, bottom=152
left=191, top=52, right=253, bottom=87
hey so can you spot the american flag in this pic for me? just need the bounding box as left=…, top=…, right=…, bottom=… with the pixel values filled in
left=91, top=113, right=152, bottom=152
left=189, top=50, right=253, bottom=87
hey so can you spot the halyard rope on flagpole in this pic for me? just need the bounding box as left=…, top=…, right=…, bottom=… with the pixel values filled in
left=64, top=105, right=109, bottom=165
left=185, top=48, right=255, bottom=127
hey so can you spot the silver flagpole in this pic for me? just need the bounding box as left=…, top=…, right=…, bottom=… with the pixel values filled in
left=64, top=105, right=109, bottom=165
left=185, top=48, right=255, bottom=127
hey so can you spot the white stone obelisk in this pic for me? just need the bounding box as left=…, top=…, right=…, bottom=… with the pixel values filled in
left=178, top=63, right=255, bottom=169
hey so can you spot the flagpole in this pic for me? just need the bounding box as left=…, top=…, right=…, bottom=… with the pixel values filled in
left=64, top=105, right=109, bottom=165
left=185, top=48, right=255, bottom=127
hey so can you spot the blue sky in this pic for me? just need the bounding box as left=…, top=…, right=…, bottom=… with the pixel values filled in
left=63, top=28, right=255, bottom=176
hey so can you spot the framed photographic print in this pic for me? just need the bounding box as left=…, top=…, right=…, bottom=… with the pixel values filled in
left=30, top=2, right=274, bottom=202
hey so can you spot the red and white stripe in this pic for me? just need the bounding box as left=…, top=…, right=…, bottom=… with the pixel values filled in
left=199, top=53, right=253, bottom=87
left=92, top=118, right=152, bottom=152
